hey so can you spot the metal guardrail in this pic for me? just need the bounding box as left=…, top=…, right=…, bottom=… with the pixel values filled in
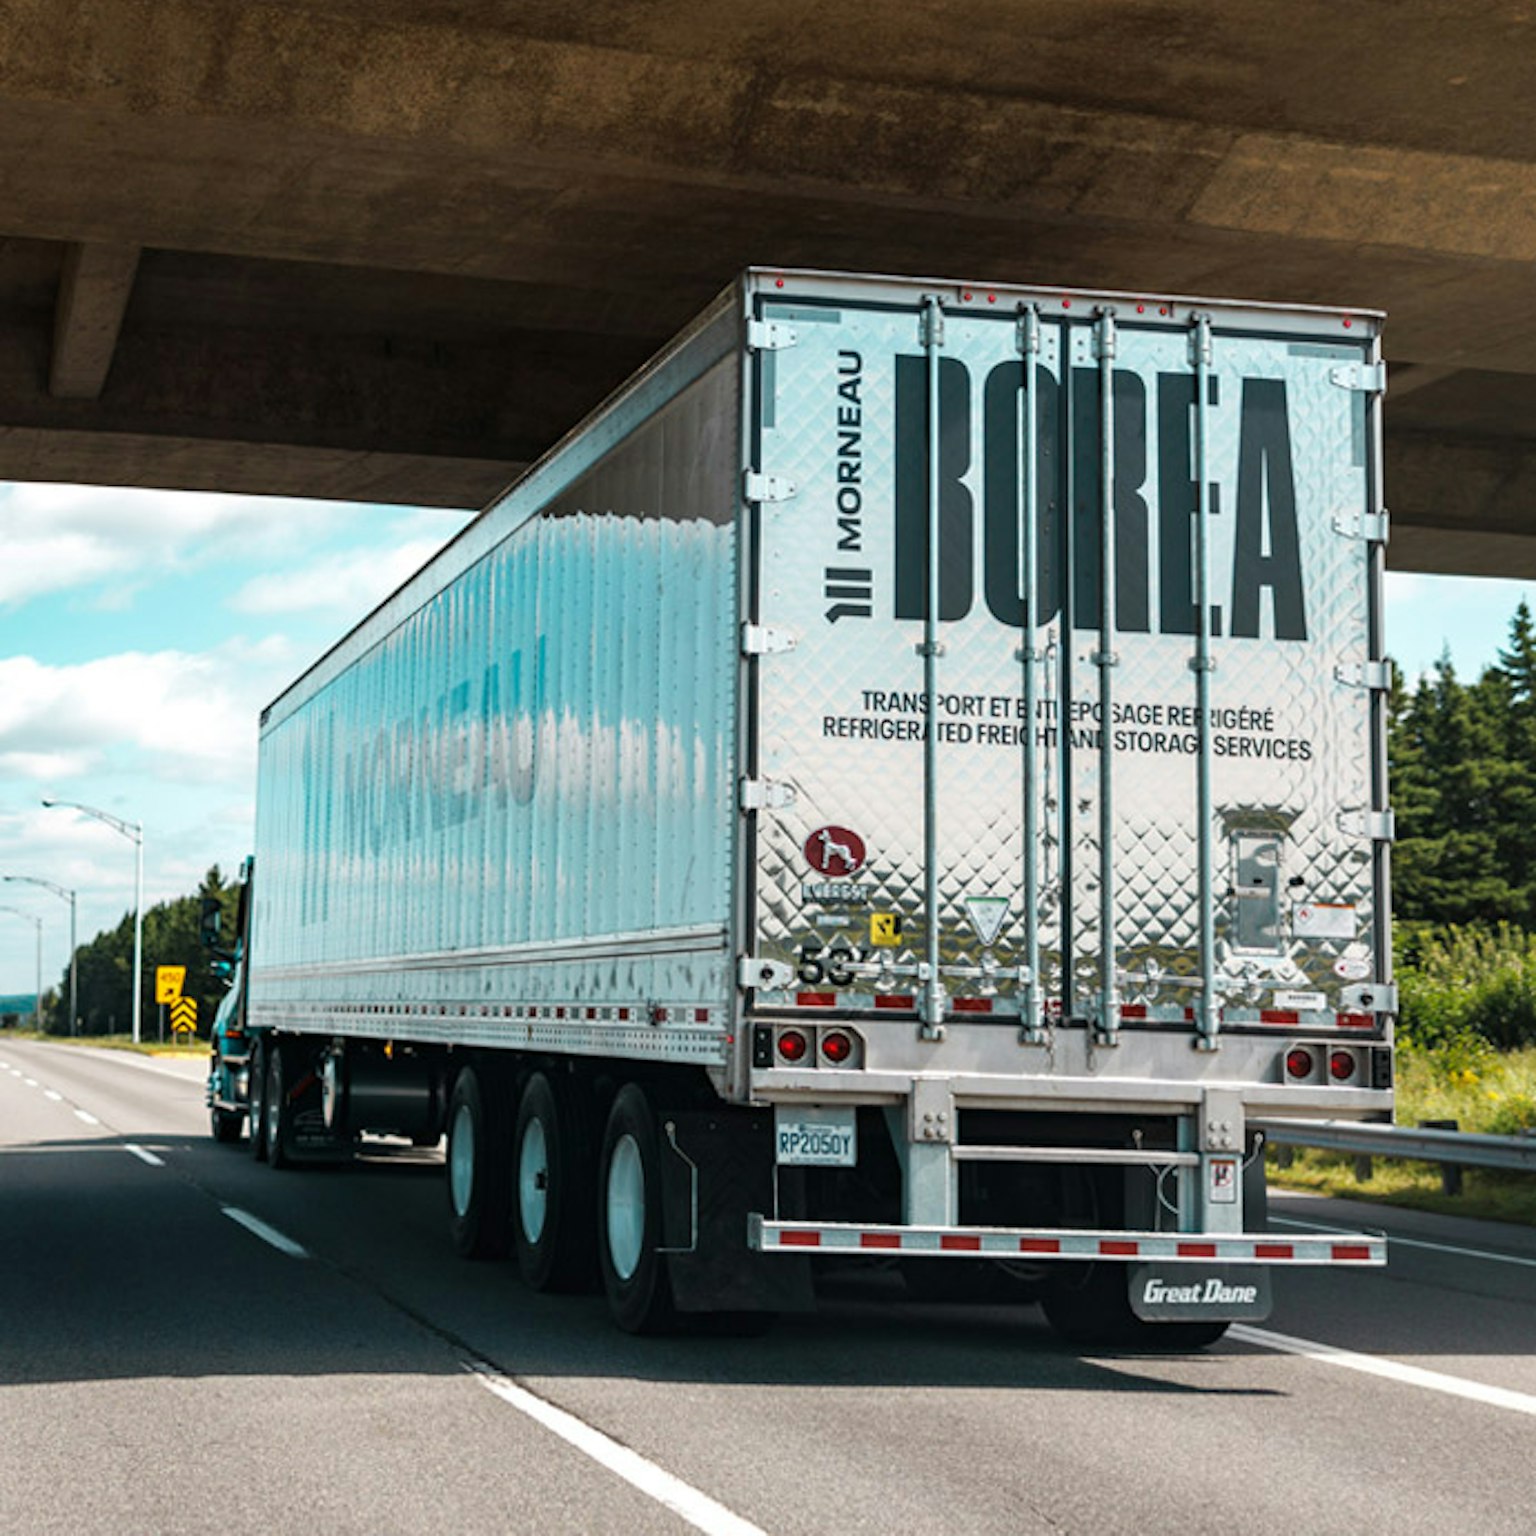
left=1257, top=1118, right=1536, bottom=1175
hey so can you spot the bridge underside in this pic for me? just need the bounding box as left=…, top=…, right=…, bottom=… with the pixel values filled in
left=3, top=1, right=1536, bottom=575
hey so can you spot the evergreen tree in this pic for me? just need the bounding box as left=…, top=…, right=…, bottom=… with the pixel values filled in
left=47, top=866, right=240, bottom=1038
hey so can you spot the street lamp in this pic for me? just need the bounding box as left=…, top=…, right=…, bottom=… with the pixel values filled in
left=0, top=906, right=43, bottom=1032
left=42, top=799, right=143, bottom=1045
left=3, top=875, right=77, bottom=1036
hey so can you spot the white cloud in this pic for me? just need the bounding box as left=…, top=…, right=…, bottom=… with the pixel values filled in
left=0, top=641, right=291, bottom=785
left=231, top=536, right=451, bottom=617
left=0, top=484, right=385, bottom=609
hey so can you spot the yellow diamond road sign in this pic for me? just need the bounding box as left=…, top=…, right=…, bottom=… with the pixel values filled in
left=170, top=997, right=197, bottom=1034
left=155, top=966, right=186, bottom=1004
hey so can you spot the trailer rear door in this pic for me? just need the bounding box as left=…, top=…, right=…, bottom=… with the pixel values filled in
left=742, top=275, right=1387, bottom=1042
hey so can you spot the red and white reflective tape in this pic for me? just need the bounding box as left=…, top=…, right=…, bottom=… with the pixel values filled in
left=779, top=994, right=1377, bottom=1031
left=747, top=1216, right=1384, bottom=1266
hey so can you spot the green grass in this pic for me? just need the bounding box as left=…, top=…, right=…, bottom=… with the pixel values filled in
left=0, top=1028, right=206, bottom=1058
left=1269, top=1043, right=1536, bottom=1226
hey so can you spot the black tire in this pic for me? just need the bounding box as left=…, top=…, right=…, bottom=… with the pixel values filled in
left=248, top=1038, right=269, bottom=1162
left=1042, top=1265, right=1230, bottom=1350
left=210, top=1104, right=242, bottom=1144
left=262, top=1038, right=296, bottom=1169
left=597, top=1083, right=676, bottom=1334
left=445, top=1065, right=513, bottom=1259
left=514, top=1072, right=598, bottom=1293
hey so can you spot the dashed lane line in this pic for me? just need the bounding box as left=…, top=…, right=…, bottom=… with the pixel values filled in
left=1232, top=1324, right=1536, bottom=1417
left=222, top=1207, right=310, bottom=1259
left=468, top=1361, right=768, bottom=1536
left=124, top=1143, right=166, bottom=1167
left=73, top=1109, right=100, bottom=1126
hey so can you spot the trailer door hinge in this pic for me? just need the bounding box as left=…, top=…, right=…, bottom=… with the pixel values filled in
left=1337, top=807, right=1396, bottom=841
left=741, top=623, right=797, bottom=656
left=1334, top=509, right=1390, bottom=544
left=1334, top=659, right=1393, bottom=691
left=746, top=319, right=799, bottom=352
left=739, top=956, right=794, bottom=990
left=744, top=471, right=797, bottom=504
left=1341, top=981, right=1398, bottom=1014
left=1330, top=361, right=1387, bottom=394
left=740, top=777, right=797, bottom=812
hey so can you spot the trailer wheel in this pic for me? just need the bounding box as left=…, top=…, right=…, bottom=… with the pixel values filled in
left=445, top=1066, right=513, bottom=1260
left=262, top=1039, right=297, bottom=1169
left=1042, top=1265, right=1230, bottom=1350
left=248, top=1038, right=268, bottom=1162
left=598, top=1084, right=676, bottom=1334
left=514, top=1072, right=597, bottom=1293
left=210, top=1105, right=242, bottom=1143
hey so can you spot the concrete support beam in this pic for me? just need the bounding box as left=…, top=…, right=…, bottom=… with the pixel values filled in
left=50, top=242, right=141, bottom=399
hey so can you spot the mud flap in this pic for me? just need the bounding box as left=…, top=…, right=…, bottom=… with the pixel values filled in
left=1128, top=1264, right=1272, bottom=1323
left=659, top=1109, right=815, bottom=1314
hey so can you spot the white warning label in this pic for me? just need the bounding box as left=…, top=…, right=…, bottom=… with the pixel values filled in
left=964, top=896, right=1009, bottom=947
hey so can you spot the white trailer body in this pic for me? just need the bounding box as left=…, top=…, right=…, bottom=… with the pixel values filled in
left=245, top=268, right=1391, bottom=1331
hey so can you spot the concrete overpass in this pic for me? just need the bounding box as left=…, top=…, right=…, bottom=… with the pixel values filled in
left=1, top=1, right=1534, bottom=574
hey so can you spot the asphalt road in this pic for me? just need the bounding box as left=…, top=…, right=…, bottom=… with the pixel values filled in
left=2, top=1035, right=1533, bottom=1536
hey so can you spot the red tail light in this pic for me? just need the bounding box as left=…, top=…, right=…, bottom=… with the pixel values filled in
left=776, top=1030, right=808, bottom=1063
left=820, top=1030, right=853, bottom=1064
left=1329, top=1050, right=1357, bottom=1082
left=1285, top=1047, right=1315, bottom=1081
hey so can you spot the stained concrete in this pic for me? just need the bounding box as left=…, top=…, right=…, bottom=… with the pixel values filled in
left=1, top=1, right=1534, bottom=571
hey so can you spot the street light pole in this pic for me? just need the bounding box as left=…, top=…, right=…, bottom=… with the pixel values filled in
left=0, top=906, right=43, bottom=1031
left=3, top=876, right=78, bottom=1036
left=42, top=800, right=144, bottom=1045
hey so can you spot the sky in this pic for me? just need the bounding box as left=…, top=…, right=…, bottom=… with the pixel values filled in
left=0, top=482, right=1530, bottom=1000
left=0, top=484, right=475, bottom=1007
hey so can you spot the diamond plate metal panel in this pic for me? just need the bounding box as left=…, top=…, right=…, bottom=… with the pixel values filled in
left=750, top=298, right=1379, bottom=1029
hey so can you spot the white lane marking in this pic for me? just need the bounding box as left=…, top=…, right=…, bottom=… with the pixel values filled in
left=43, top=1090, right=61, bottom=1102
left=1232, top=1325, right=1536, bottom=1417
left=124, top=1144, right=165, bottom=1167
left=1271, top=1214, right=1536, bottom=1271
left=222, top=1207, right=309, bottom=1259
left=73, top=1109, right=100, bottom=1126
left=468, top=1360, right=767, bottom=1536
left=23, top=1077, right=38, bottom=1087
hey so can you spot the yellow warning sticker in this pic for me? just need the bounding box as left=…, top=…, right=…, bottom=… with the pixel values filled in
left=870, top=912, right=901, bottom=946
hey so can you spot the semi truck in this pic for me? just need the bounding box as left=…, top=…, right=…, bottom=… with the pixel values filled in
left=207, top=267, right=1394, bottom=1340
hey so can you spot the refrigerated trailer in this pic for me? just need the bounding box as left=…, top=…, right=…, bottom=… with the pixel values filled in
left=210, top=267, right=1394, bottom=1339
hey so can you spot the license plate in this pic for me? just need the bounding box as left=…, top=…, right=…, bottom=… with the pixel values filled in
left=775, top=1107, right=857, bottom=1166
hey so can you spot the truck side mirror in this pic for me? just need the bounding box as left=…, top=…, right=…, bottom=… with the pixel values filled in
left=199, top=896, right=222, bottom=947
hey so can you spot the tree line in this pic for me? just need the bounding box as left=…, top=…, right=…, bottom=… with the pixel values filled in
left=36, top=865, right=240, bottom=1037
left=1391, top=600, right=1536, bottom=929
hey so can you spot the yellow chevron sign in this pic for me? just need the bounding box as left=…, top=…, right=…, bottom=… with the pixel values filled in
left=170, top=996, right=197, bottom=1034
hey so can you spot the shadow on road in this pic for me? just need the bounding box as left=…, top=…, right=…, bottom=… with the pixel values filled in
left=0, top=1133, right=1289, bottom=1401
